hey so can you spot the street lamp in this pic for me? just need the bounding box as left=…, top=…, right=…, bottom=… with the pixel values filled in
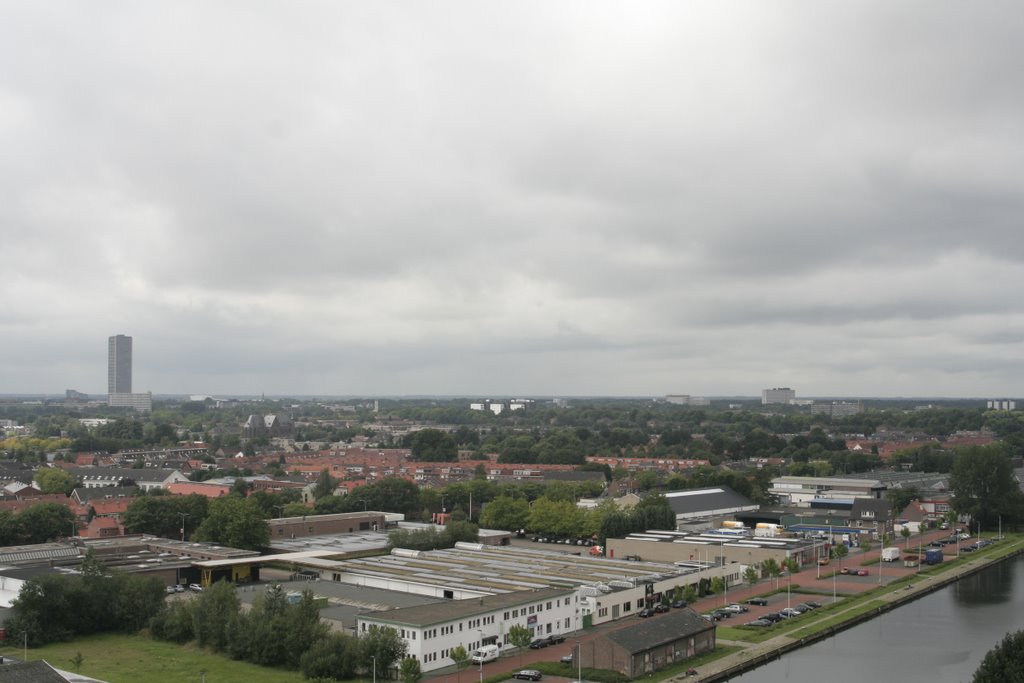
left=477, top=630, right=484, bottom=683
left=372, top=656, right=376, bottom=683
left=179, top=513, right=189, bottom=543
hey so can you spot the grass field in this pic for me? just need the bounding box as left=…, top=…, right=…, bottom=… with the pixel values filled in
left=0, top=633, right=307, bottom=683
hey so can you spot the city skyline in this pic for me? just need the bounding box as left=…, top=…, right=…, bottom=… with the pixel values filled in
left=3, top=4, right=1023, bottom=397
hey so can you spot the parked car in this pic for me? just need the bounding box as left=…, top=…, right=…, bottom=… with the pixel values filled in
left=794, top=603, right=813, bottom=613
left=703, top=612, right=723, bottom=622
left=638, top=608, right=656, bottom=618
left=174, top=584, right=185, bottom=593
left=762, top=612, right=783, bottom=622
left=711, top=609, right=732, bottom=619
left=745, top=619, right=772, bottom=627
left=805, top=601, right=823, bottom=609
left=722, top=604, right=747, bottom=614
left=514, top=670, right=543, bottom=681
left=165, top=585, right=177, bottom=594
left=856, top=569, right=869, bottom=576
left=560, top=653, right=574, bottom=665
left=529, top=638, right=549, bottom=649
left=654, top=604, right=669, bottom=613
left=547, top=634, right=565, bottom=645
left=671, top=599, right=688, bottom=608
left=188, top=583, right=203, bottom=592
left=840, top=567, right=850, bottom=574
left=779, top=607, right=801, bottom=618
left=746, top=597, right=769, bottom=606
left=817, top=557, right=830, bottom=566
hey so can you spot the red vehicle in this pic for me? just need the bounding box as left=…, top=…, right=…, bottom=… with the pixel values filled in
left=856, top=569, right=869, bottom=577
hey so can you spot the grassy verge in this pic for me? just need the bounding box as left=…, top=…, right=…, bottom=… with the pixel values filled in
left=0, top=633, right=306, bottom=683
left=787, top=600, right=886, bottom=640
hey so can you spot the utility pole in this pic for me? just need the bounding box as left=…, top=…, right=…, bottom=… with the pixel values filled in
left=179, top=513, right=189, bottom=542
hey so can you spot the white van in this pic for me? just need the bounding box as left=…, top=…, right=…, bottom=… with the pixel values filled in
left=470, top=645, right=500, bottom=664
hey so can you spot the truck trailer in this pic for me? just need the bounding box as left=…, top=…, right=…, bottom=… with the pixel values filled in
left=881, top=547, right=901, bottom=562
left=925, top=548, right=944, bottom=565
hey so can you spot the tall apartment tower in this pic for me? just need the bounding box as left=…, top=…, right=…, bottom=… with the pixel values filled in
left=108, top=334, right=133, bottom=394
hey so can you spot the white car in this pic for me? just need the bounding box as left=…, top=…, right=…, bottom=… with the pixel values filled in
left=189, top=583, right=204, bottom=592
left=722, top=604, right=748, bottom=614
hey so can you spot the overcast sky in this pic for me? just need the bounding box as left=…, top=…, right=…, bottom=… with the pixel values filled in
left=3, top=3, right=1023, bottom=398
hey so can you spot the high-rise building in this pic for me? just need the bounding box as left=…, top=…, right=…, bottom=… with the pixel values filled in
left=108, top=334, right=132, bottom=394
left=106, top=334, right=151, bottom=412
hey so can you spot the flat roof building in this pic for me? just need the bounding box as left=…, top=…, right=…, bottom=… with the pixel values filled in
left=357, top=587, right=575, bottom=672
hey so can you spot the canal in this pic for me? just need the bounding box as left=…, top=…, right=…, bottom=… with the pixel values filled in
left=726, top=552, right=1024, bottom=682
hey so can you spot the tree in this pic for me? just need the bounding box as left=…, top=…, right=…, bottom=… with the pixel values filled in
left=508, top=624, right=533, bottom=667
left=361, top=625, right=407, bottom=679
left=299, top=633, right=359, bottom=681
left=124, top=495, right=208, bottom=539
left=194, top=497, right=269, bottom=550
left=951, top=445, right=1024, bottom=531
left=710, top=577, right=725, bottom=595
left=886, top=487, right=920, bottom=518
left=972, top=629, right=1024, bottom=683
left=399, top=657, right=423, bottom=683
left=402, top=429, right=457, bottom=462
left=683, top=585, right=697, bottom=604
left=783, top=557, right=800, bottom=574
left=450, top=645, right=470, bottom=683
left=901, top=527, right=912, bottom=548
left=35, top=468, right=76, bottom=495
left=744, top=565, right=759, bottom=587
left=17, top=503, right=76, bottom=543
left=479, top=495, right=529, bottom=532
left=761, top=558, right=781, bottom=589
left=191, top=580, right=240, bottom=652
left=312, top=468, right=336, bottom=500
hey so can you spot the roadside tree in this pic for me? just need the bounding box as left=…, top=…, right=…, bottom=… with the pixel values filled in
left=508, top=624, right=533, bottom=667
left=450, top=645, right=470, bottom=683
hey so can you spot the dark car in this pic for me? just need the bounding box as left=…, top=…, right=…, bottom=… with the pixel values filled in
left=745, top=619, right=772, bottom=627
left=671, top=599, right=688, bottom=608
left=654, top=603, right=669, bottom=613
left=746, top=597, right=769, bottom=606
left=547, top=634, right=565, bottom=645
left=805, top=601, right=823, bottom=609
left=529, top=638, right=549, bottom=649
left=762, top=612, right=783, bottom=622
left=639, top=607, right=656, bottom=618
left=711, top=609, right=732, bottom=619
left=514, top=670, right=543, bottom=681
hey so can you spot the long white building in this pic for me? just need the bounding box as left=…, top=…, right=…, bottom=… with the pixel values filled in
left=357, top=587, right=575, bottom=672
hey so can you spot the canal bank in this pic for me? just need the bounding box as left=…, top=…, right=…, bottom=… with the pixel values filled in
left=685, top=536, right=1024, bottom=683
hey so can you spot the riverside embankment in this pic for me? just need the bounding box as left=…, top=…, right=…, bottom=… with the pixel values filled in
left=684, top=535, right=1024, bottom=683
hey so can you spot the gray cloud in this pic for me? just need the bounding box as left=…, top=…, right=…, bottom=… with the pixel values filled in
left=3, top=2, right=1024, bottom=397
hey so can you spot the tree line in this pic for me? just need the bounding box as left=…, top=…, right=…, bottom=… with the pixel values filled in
left=151, top=580, right=418, bottom=682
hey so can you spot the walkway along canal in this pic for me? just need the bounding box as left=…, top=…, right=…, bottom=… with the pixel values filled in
left=687, top=535, right=1024, bottom=683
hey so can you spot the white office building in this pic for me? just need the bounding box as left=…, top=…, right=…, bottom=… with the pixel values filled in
left=761, top=387, right=796, bottom=405
left=357, top=587, right=575, bottom=672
